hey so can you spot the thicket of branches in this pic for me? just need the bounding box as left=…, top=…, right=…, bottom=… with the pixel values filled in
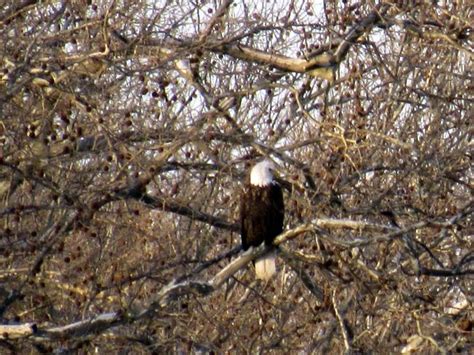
left=0, top=0, right=472, bottom=353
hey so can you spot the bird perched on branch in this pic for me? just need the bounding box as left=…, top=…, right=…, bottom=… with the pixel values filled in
left=240, top=160, right=284, bottom=280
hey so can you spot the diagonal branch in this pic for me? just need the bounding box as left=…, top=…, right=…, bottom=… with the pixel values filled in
left=333, top=4, right=388, bottom=61
left=141, top=193, right=240, bottom=232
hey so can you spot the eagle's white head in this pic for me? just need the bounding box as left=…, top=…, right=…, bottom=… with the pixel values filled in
left=250, top=160, right=276, bottom=187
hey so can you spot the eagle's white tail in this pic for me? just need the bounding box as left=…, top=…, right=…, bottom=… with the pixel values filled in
left=255, top=251, right=276, bottom=281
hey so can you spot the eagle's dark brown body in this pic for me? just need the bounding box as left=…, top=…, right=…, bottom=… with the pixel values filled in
left=240, top=183, right=284, bottom=251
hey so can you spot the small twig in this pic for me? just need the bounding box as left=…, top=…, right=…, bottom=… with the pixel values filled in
left=332, top=290, right=352, bottom=354
left=280, top=248, right=324, bottom=302
left=198, top=0, right=233, bottom=41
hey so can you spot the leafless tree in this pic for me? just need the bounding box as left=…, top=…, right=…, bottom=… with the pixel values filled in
left=0, top=0, right=472, bottom=353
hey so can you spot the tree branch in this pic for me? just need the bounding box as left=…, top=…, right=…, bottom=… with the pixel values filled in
left=4, top=214, right=470, bottom=342
left=141, top=193, right=239, bottom=232
left=211, top=4, right=389, bottom=81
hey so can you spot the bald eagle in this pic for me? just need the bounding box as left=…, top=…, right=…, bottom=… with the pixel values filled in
left=240, top=160, right=284, bottom=280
